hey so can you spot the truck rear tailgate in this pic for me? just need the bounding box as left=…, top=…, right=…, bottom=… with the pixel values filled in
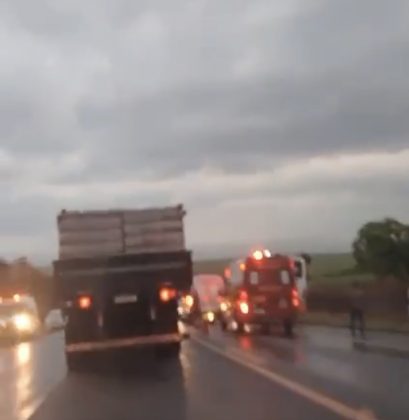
left=55, top=251, right=192, bottom=346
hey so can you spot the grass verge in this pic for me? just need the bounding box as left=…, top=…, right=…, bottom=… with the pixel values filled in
left=300, top=311, right=409, bottom=334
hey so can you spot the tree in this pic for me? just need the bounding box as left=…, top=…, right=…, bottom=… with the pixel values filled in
left=353, top=218, right=409, bottom=282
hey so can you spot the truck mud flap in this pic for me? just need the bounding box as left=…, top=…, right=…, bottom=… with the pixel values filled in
left=66, top=333, right=181, bottom=353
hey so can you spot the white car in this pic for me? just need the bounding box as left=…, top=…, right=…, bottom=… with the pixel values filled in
left=0, top=302, right=41, bottom=339
left=45, top=309, right=66, bottom=331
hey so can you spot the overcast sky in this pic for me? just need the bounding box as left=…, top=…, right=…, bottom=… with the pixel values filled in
left=1, top=0, right=408, bottom=262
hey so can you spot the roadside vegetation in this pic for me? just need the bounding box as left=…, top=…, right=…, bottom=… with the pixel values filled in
left=195, top=218, right=409, bottom=288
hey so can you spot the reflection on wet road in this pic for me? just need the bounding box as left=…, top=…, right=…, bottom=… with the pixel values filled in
left=0, top=334, right=65, bottom=420
left=0, top=327, right=408, bottom=420
left=206, top=326, right=409, bottom=419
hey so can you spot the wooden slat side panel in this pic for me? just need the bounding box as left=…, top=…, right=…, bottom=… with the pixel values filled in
left=125, top=234, right=184, bottom=248
left=123, top=206, right=184, bottom=223
left=60, top=243, right=123, bottom=259
left=59, top=216, right=121, bottom=231
left=124, top=220, right=183, bottom=235
left=57, top=205, right=186, bottom=258
left=59, top=229, right=122, bottom=245
left=126, top=245, right=185, bottom=254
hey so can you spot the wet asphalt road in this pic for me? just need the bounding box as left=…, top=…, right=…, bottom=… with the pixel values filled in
left=1, top=326, right=408, bottom=420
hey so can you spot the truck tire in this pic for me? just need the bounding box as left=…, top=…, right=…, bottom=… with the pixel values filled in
left=220, top=320, right=227, bottom=332
left=156, top=342, right=181, bottom=359
left=66, top=352, right=85, bottom=372
left=283, top=319, right=294, bottom=338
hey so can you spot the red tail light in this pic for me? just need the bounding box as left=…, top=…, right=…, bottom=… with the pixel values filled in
left=159, top=286, right=177, bottom=302
left=238, top=290, right=248, bottom=301
left=291, top=288, right=300, bottom=308
left=237, top=289, right=250, bottom=314
left=78, top=295, right=92, bottom=310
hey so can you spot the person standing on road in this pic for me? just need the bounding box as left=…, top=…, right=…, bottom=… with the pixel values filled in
left=349, top=281, right=366, bottom=339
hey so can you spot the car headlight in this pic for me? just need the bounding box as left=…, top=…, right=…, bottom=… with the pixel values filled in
left=13, top=313, right=33, bottom=331
left=220, top=302, right=228, bottom=312
left=206, top=311, right=215, bottom=322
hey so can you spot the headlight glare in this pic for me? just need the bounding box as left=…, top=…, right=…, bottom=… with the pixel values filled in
left=13, top=313, right=33, bottom=331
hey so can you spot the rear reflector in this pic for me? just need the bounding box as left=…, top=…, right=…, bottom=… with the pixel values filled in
left=78, top=296, right=92, bottom=310
left=159, top=287, right=177, bottom=302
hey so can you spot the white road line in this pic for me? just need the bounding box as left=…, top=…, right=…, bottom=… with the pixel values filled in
left=19, top=393, right=48, bottom=420
left=17, top=373, right=63, bottom=420
left=192, top=335, right=378, bottom=420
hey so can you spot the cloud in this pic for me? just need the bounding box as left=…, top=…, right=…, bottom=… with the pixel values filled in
left=0, top=0, right=408, bottom=261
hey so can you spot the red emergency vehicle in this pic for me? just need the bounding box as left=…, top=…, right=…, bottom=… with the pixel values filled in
left=219, top=250, right=300, bottom=337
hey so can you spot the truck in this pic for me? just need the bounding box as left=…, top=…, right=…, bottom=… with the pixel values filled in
left=53, top=205, right=192, bottom=371
left=219, top=249, right=300, bottom=337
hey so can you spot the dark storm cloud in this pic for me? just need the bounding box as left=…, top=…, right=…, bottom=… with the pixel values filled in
left=0, top=0, right=409, bottom=259
left=68, top=0, right=409, bottom=180
left=76, top=65, right=409, bottom=180
left=2, top=0, right=408, bottom=170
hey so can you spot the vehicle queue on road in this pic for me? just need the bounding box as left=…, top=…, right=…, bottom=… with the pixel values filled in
left=180, top=249, right=310, bottom=337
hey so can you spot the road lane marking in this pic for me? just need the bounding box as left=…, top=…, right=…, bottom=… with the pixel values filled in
left=19, top=394, right=45, bottom=420
left=192, top=335, right=378, bottom=420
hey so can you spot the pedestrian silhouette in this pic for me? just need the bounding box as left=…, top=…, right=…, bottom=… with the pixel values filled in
left=349, top=281, right=366, bottom=339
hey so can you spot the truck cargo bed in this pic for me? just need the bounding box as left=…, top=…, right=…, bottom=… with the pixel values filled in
left=57, top=205, right=186, bottom=259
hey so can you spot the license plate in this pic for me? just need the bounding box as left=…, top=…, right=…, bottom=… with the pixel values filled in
left=253, top=295, right=267, bottom=303
left=114, top=294, right=138, bottom=304
left=278, top=298, right=288, bottom=309
left=254, top=308, right=265, bottom=315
